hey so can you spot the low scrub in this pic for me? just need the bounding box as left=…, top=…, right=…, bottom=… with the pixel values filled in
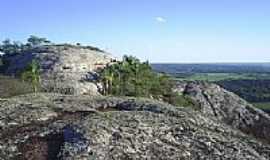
left=99, top=55, right=196, bottom=107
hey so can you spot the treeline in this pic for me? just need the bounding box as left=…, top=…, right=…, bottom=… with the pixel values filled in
left=0, top=35, right=51, bottom=55
left=0, top=36, right=51, bottom=73
left=217, top=80, right=270, bottom=103
left=99, top=55, right=195, bottom=107
left=0, top=35, right=104, bottom=56
left=0, top=36, right=105, bottom=72
left=152, top=63, right=270, bottom=74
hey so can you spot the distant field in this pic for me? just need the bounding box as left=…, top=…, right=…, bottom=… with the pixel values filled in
left=152, top=63, right=270, bottom=74
left=152, top=63, right=270, bottom=109
left=252, top=102, right=270, bottom=110
left=173, top=73, right=270, bottom=82
left=152, top=63, right=270, bottom=82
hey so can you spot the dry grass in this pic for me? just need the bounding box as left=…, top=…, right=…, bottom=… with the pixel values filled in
left=0, top=75, right=35, bottom=98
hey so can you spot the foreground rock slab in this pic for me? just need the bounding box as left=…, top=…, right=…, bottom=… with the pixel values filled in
left=1, top=93, right=270, bottom=160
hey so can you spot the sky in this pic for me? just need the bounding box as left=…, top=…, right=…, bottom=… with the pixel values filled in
left=0, top=0, right=270, bottom=63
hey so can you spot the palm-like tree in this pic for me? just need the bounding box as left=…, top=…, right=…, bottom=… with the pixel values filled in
left=101, top=65, right=114, bottom=95
left=21, top=60, right=41, bottom=94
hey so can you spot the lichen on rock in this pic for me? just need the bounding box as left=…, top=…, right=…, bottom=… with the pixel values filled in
left=1, top=93, right=270, bottom=160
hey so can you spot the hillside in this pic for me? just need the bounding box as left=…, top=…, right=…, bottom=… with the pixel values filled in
left=1, top=40, right=270, bottom=159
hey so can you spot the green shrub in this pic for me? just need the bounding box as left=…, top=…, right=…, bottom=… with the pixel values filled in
left=99, top=55, right=196, bottom=107
left=21, top=60, right=41, bottom=94
left=170, top=94, right=197, bottom=108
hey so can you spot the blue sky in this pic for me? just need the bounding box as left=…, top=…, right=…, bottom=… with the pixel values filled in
left=0, top=0, right=270, bottom=63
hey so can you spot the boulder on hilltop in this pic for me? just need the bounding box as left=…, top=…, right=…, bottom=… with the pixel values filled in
left=1, top=44, right=116, bottom=95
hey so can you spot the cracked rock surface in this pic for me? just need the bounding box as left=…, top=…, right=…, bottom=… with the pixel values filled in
left=175, top=81, right=270, bottom=144
left=1, top=93, right=270, bottom=160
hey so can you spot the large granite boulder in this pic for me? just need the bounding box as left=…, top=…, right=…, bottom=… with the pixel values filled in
left=1, top=93, right=270, bottom=160
left=175, top=81, right=270, bottom=143
left=2, top=45, right=115, bottom=95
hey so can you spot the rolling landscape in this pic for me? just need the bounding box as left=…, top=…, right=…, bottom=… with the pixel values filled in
left=152, top=63, right=270, bottom=111
left=1, top=0, right=270, bottom=160
left=1, top=37, right=270, bottom=159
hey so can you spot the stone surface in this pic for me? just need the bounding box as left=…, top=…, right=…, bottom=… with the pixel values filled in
left=175, top=81, right=270, bottom=144
left=2, top=45, right=116, bottom=95
left=1, top=93, right=270, bottom=160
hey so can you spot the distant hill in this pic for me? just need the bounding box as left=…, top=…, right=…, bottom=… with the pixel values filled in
left=151, top=63, right=270, bottom=74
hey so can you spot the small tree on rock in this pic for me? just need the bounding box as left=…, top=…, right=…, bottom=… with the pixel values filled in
left=27, top=35, right=51, bottom=47
left=21, top=60, right=41, bottom=94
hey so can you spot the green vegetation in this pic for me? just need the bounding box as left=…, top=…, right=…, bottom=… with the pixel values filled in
left=27, top=35, right=51, bottom=47
left=0, top=35, right=51, bottom=55
left=0, top=36, right=105, bottom=57
left=0, top=39, right=22, bottom=55
left=0, top=57, right=2, bottom=66
left=217, top=80, right=270, bottom=103
left=0, top=36, right=106, bottom=74
left=174, top=73, right=270, bottom=108
left=100, top=55, right=195, bottom=107
left=174, top=73, right=270, bottom=82
left=21, top=60, right=41, bottom=94
left=252, top=102, right=270, bottom=110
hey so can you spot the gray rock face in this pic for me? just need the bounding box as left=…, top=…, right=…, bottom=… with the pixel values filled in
left=1, top=93, right=270, bottom=160
left=3, top=45, right=115, bottom=95
left=175, top=81, right=270, bottom=143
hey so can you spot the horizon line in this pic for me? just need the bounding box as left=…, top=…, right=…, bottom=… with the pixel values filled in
left=150, top=62, right=270, bottom=64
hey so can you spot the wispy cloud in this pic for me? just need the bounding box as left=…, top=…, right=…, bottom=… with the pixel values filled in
left=155, top=17, right=166, bottom=23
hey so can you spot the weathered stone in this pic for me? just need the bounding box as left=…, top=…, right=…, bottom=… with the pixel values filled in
left=175, top=81, right=270, bottom=144
left=3, top=45, right=116, bottom=95
left=1, top=93, right=270, bottom=160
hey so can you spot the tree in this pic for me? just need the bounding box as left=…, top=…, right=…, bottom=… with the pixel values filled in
left=0, top=39, right=21, bottom=54
left=100, top=56, right=169, bottom=98
left=21, top=60, right=41, bottom=94
left=0, top=36, right=52, bottom=55
left=99, top=55, right=196, bottom=107
left=27, top=35, right=51, bottom=47
left=100, top=66, right=114, bottom=95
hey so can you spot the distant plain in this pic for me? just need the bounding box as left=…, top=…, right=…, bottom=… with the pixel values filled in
left=152, top=63, right=270, bottom=110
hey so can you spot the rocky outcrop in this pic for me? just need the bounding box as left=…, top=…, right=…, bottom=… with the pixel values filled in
left=2, top=45, right=116, bottom=95
left=175, top=81, right=270, bottom=143
left=1, top=93, right=270, bottom=160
